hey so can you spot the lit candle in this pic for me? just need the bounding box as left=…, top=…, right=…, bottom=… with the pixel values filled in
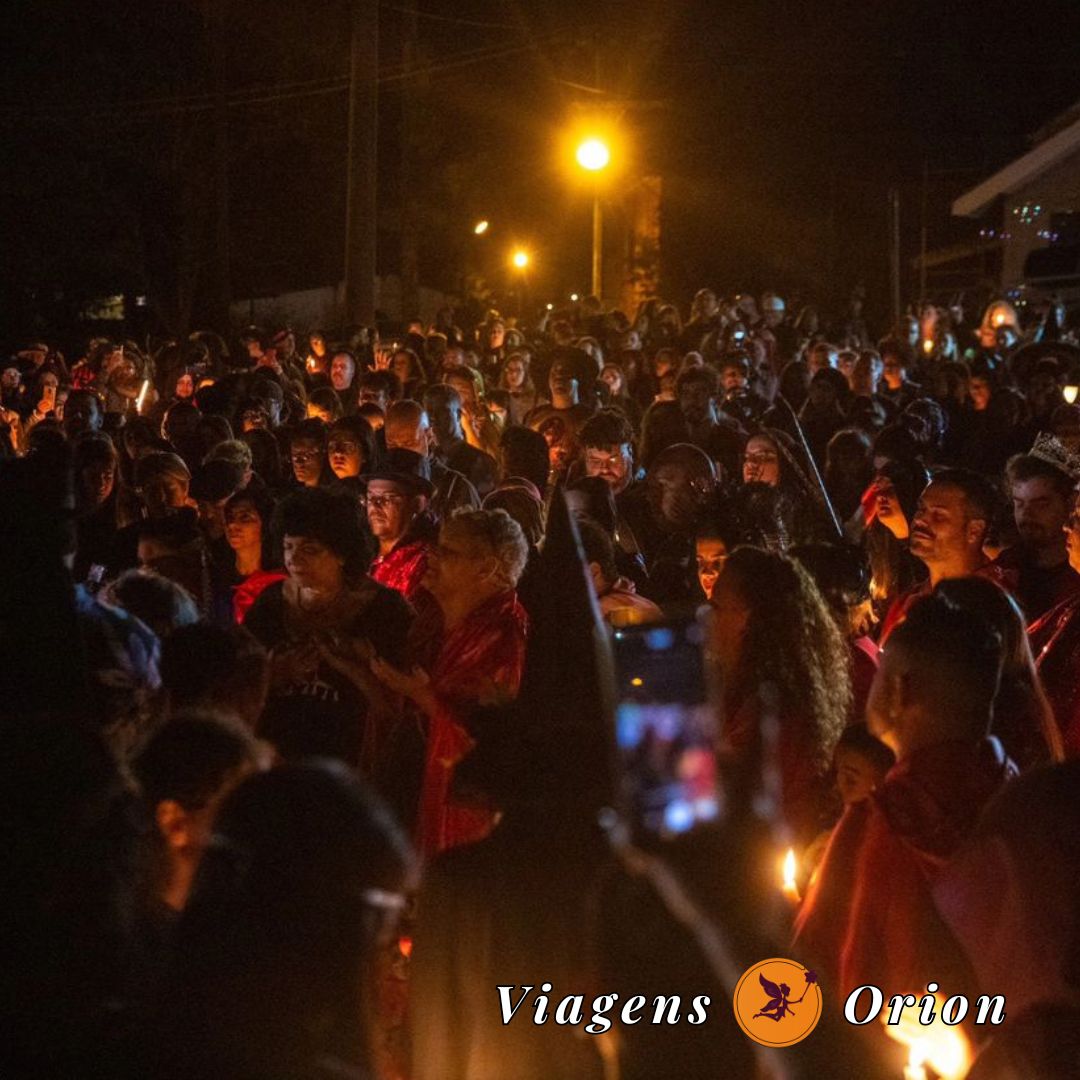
left=922, top=338, right=934, bottom=355
left=781, top=847, right=800, bottom=904
left=883, top=999, right=971, bottom=1080
left=904, top=1043, right=928, bottom=1080
left=136, top=378, right=150, bottom=413
left=1064, top=385, right=1079, bottom=405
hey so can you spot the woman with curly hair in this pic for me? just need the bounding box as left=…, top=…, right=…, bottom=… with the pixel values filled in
left=711, top=546, right=852, bottom=846
left=243, top=487, right=412, bottom=772
left=738, top=427, right=834, bottom=550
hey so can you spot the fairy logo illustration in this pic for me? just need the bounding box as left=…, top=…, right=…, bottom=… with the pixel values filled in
left=733, top=959, right=823, bottom=1047
left=752, top=969, right=818, bottom=1022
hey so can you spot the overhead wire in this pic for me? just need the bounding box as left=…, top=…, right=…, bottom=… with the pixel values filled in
left=0, top=32, right=564, bottom=124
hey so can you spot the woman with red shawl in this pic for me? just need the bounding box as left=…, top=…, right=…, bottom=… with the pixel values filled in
left=371, top=507, right=529, bottom=857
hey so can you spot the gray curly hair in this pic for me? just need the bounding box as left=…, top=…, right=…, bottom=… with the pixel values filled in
left=445, top=507, right=529, bottom=589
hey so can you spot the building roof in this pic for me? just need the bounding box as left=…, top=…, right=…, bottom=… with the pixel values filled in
left=953, top=102, right=1080, bottom=218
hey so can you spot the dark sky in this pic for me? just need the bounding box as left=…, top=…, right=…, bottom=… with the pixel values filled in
left=3, top=0, right=1080, bottom=333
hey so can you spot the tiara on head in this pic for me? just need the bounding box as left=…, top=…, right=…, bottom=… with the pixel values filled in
left=1029, top=431, right=1080, bottom=481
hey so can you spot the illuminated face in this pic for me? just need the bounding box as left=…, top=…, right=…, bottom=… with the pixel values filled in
left=81, top=461, right=116, bottom=507
left=290, top=439, right=324, bottom=487
left=328, top=433, right=365, bottom=479
left=446, top=374, right=477, bottom=412
left=142, top=473, right=189, bottom=519
left=175, top=373, right=195, bottom=399
left=584, top=442, right=633, bottom=493
left=488, top=323, right=505, bottom=350
left=882, top=356, right=905, bottom=390
left=743, top=435, right=780, bottom=487
left=599, top=365, right=623, bottom=395
left=392, top=351, right=413, bottom=386
left=504, top=358, right=527, bottom=390
left=1064, top=496, right=1080, bottom=574
left=283, top=535, right=344, bottom=592
left=909, top=483, right=980, bottom=566
left=365, top=479, right=415, bottom=544
left=330, top=353, right=355, bottom=391
left=695, top=537, right=729, bottom=600
left=225, top=499, right=263, bottom=553
left=721, top=364, right=747, bottom=393
left=1012, top=476, right=1069, bottom=550
left=969, top=376, right=991, bottom=412
left=549, top=362, right=577, bottom=400
left=834, top=746, right=883, bottom=806
left=424, top=522, right=491, bottom=601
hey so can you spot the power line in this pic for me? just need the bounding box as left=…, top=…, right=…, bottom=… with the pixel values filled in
left=0, top=34, right=562, bottom=123
left=378, top=2, right=520, bottom=32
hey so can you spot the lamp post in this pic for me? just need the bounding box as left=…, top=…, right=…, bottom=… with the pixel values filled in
left=575, top=137, right=611, bottom=300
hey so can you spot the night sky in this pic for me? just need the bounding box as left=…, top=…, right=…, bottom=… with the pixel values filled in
left=3, top=0, right=1080, bottom=337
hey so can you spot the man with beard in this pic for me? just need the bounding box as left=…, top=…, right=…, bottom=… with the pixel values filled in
left=525, top=358, right=595, bottom=485
left=879, top=468, right=1001, bottom=643
left=989, top=441, right=1080, bottom=621
left=675, top=366, right=743, bottom=484
left=618, top=443, right=718, bottom=604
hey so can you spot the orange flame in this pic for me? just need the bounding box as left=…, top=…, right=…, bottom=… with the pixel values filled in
left=882, top=998, right=971, bottom=1079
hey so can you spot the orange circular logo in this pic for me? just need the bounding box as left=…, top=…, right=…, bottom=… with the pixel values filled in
left=733, top=958, right=822, bottom=1047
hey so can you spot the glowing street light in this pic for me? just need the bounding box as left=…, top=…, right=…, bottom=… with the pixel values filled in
left=473, top=219, right=490, bottom=235
left=575, top=137, right=611, bottom=172
left=511, top=249, right=530, bottom=269
left=574, top=136, right=612, bottom=298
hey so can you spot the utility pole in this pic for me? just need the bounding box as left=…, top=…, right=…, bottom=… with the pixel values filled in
left=207, top=0, right=231, bottom=329
left=344, top=0, right=379, bottom=327
left=889, top=187, right=902, bottom=330
left=591, top=195, right=603, bottom=300
left=398, top=0, right=420, bottom=323
left=918, top=158, right=929, bottom=306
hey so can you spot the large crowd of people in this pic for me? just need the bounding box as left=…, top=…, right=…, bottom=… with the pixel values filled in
left=3, top=287, right=1080, bottom=1078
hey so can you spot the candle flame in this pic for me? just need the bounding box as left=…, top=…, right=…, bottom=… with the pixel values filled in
left=1064, top=385, right=1079, bottom=405
left=783, top=848, right=797, bottom=890
left=883, top=998, right=971, bottom=1079
left=923, top=339, right=934, bottom=354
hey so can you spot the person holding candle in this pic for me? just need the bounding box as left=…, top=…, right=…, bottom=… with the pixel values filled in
left=710, top=546, right=851, bottom=848
left=794, top=593, right=1017, bottom=1015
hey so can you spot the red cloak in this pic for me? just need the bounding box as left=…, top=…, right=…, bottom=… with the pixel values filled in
left=415, top=590, right=528, bottom=858
left=794, top=738, right=1017, bottom=1006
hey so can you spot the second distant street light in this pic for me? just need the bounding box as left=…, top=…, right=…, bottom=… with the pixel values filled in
left=575, top=137, right=611, bottom=300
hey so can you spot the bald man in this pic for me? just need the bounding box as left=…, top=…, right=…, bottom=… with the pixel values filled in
left=795, top=593, right=1016, bottom=1011
left=384, top=399, right=479, bottom=521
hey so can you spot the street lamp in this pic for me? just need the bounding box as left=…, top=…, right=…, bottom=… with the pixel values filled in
left=575, top=136, right=611, bottom=299
left=511, top=249, right=530, bottom=269
left=576, top=138, right=610, bottom=172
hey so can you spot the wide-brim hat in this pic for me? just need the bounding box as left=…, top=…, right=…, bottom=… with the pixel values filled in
left=363, top=447, right=434, bottom=497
